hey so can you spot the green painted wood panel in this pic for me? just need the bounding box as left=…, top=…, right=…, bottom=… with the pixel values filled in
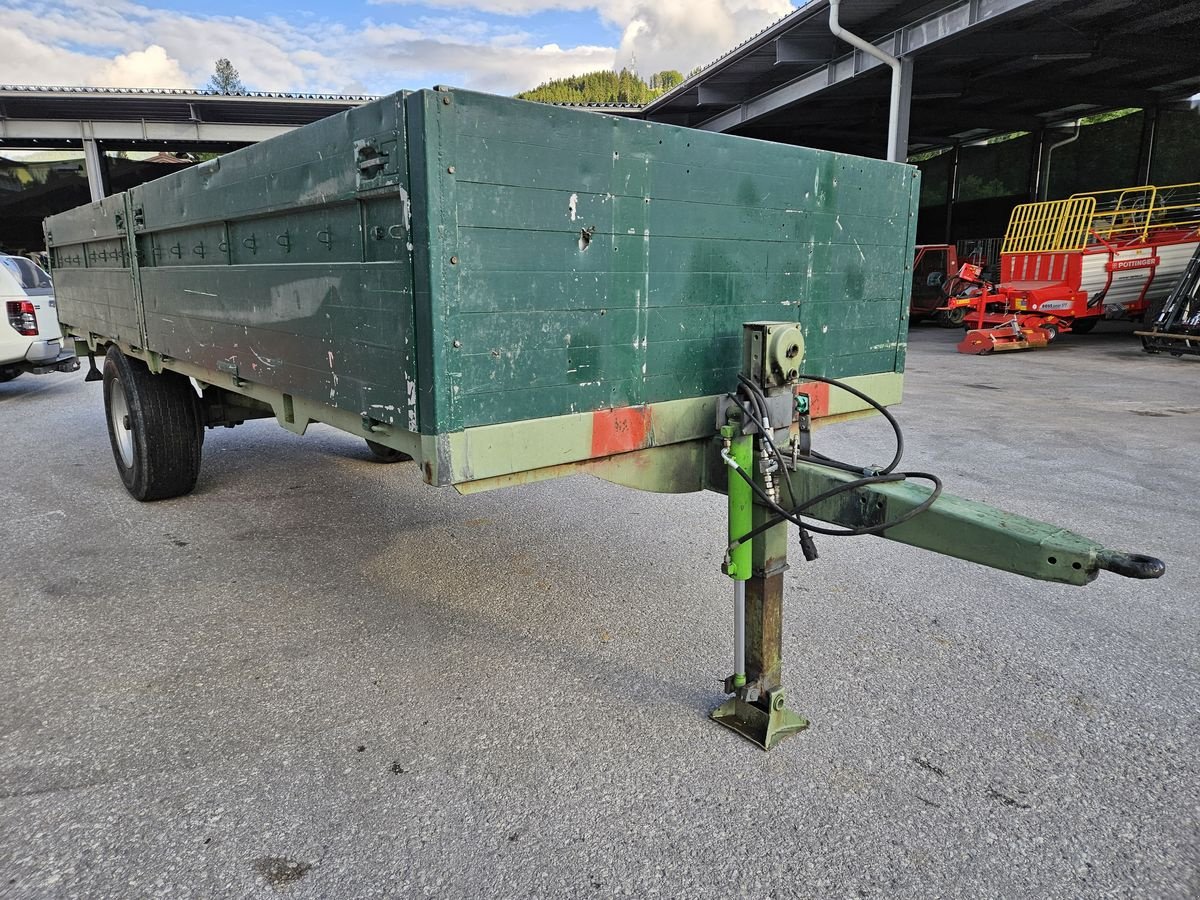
left=411, top=89, right=918, bottom=432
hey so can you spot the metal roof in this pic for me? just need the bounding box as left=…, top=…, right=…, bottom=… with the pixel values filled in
left=552, top=102, right=643, bottom=114
left=0, top=84, right=377, bottom=102
left=0, top=84, right=375, bottom=134
left=643, top=0, right=1200, bottom=155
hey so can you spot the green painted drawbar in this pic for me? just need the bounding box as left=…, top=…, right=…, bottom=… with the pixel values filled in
left=45, top=87, right=918, bottom=492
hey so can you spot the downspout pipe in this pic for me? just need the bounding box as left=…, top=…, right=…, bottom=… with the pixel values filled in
left=829, top=0, right=905, bottom=162
left=1042, top=120, right=1081, bottom=200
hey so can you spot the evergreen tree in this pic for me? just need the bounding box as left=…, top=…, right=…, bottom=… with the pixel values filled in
left=649, top=70, right=684, bottom=92
left=517, top=69, right=691, bottom=104
left=207, top=59, right=245, bottom=95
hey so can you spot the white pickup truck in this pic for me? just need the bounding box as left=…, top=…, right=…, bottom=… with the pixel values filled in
left=0, top=255, right=78, bottom=382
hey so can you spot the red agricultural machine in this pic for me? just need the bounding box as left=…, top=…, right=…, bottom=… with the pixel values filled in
left=908, top=244, right=959, bottom=322
left=944, top=181, right=1200, bottom=353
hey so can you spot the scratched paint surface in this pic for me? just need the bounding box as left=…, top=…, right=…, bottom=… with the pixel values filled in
left=418, top=89, right=918, bottom=433
left=46, top=88, right=917, bottom=450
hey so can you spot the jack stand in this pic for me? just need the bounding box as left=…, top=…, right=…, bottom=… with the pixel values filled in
left=711, top=419, right=808, bottom=750
left=710, top=566, right=809, bottom=750
left=84, top=352, right=103, bottom=382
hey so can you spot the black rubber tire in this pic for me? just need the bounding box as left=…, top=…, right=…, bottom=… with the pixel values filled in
left=1041, top=323, right=1059, bottom=343
left=103, top=346, right=204, bottom=501
left=366, top=439, right=412, bottom=463
left=1143, top=295, right=1169, bottom=330
left=0, top=368, right=20, bottom=383
left=1070, top=318, right=1098, bottom=334
left=940, top=307, right=967, bottom=327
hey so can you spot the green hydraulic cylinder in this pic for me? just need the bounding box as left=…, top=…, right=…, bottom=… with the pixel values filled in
left=723, top=426, right=753, bottom=580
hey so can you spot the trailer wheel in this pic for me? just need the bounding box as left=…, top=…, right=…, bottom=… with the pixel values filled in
left=1041, top=324, right=1059, bottom=343
left=1071, top=318, right=1098, bottom=334
left=366, top=439, right=412, bottom=463
left=103, top=347, right=204, bottom=501
left=940, top=307, right=966, bottom=327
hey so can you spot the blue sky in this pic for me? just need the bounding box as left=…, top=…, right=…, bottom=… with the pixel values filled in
left=2, top=0, right=797, bottom=96
left=151, top=0, right=621, bottom=48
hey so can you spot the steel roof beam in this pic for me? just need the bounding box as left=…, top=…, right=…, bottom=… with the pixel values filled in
left=695, top=0, right=1037, bottom=133
left=0, top=118, right=294, bottom=144
left=696, top=85, right=759, bottom=107
left=773, top=36, right=838, bottom=66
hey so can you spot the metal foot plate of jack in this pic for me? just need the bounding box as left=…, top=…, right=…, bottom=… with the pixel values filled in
left=710, top=689, right=809, bottom=751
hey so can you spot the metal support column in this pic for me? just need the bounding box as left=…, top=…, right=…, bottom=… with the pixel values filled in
left=943, top=143, right=960, bottom=245
left=892, top=56, right=913, bottom=164
left=712, top=466, right=809, bottom=750
left=81, top=137, right=107, bottom=202
left=1136, top=107, right=1159, bottom=185
left=744, top=519, right=789, bottom=687
left=1028, top=128, right=1046, bottom=202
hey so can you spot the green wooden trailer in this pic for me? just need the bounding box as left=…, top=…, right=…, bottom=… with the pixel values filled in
left=44, top=88, right=1163, bottom=749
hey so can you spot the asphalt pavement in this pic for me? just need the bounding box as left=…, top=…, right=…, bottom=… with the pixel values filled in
left=1, top=323, right=1197, bottom=899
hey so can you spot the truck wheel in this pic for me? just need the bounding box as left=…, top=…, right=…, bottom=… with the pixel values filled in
left=366, top=439, right=412, bottom=463
left=0, top=368, right=20, bottom=383
left=103, top=347, right=204, bottom=501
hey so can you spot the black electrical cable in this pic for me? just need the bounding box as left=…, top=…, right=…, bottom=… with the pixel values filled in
left=793, top=372, right=904, bottom=475
left=730, top=377, right=822, bottom=555
left=792, top=471, right=942, bottom=535
left=728, top=384, right=819, bottom=556
left=728, top=465, right=943, bottom=544
left=722, top=370, right=944, bottom=550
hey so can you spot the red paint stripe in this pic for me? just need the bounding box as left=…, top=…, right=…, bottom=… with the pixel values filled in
left=590, top=406, right=652, bottom=458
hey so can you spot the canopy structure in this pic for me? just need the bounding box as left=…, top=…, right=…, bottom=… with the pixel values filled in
left=642, top=0, right=1200, bottom=158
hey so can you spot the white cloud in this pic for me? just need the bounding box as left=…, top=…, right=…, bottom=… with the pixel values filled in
left=0, top=0, right=793, bottom=97
left=370, top=0, right=794, bottom=73
left=368, top=0, right=594, bottom=12
left=91, top=45, right=189, bottom=89
left=0, top=24, right=103, bottom=87
left=608, top=0, right=794, bottom=74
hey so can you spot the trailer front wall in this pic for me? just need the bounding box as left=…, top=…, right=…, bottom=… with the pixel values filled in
left=411, top=90, right=918, bottom=435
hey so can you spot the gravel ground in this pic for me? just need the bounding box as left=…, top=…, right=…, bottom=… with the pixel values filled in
left=1, top=323, right=1197, bottom=899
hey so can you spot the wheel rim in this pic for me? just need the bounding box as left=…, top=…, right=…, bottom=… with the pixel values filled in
left=109, top=377, right=134, bottom=468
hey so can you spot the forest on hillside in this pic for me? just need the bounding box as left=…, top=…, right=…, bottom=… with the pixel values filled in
left=516, top=69, right=687, bottom=104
